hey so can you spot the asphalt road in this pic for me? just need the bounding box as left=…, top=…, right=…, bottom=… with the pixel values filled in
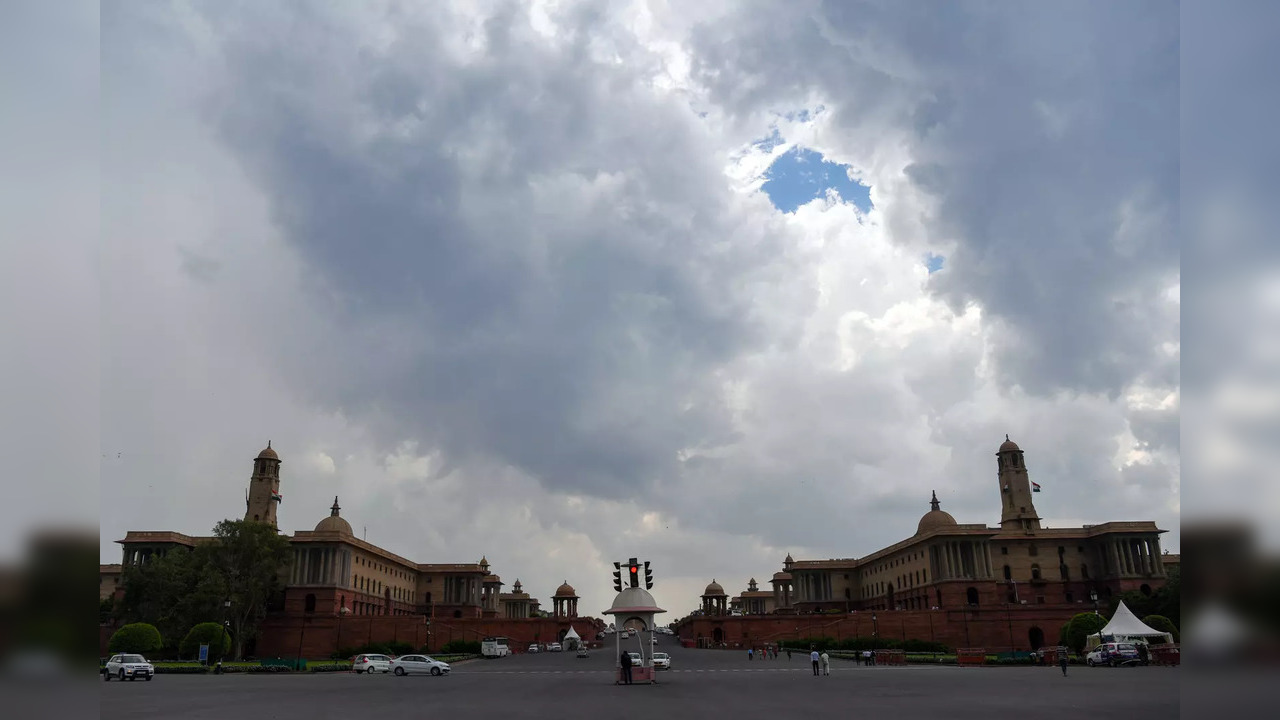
left=100, top=634, right=1180, bottom=720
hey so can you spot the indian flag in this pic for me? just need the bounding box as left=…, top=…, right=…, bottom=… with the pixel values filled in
left=1031, top=482, right=1041, bottom=493
left=271, top=491, right=283, bottom=502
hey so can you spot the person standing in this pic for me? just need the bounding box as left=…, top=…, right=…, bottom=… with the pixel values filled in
left=821, top=651, right=830, bottom=676
left=620, top=650, right=633, bottom=685
left=810, top=646, right=821, bottom=676
left=1059, top=650, right=1069, bottom=676
left=787, top=648, right=792, bottom=661
left=748, top=648, right=754, bottom=661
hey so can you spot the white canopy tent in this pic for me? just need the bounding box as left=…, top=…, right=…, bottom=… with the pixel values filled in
left=1088, top=600, right=1174, bottom=647
left=562, top=625, right=582, bottom=650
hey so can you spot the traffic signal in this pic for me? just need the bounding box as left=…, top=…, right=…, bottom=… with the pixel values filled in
left=628, top=563, right=639, bottom=588
left=644, top=561, right=653, bottom=590
left=613, top=562, right=622, bottom=592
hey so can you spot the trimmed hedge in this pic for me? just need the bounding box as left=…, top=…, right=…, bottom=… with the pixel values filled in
left=109, top=623, right=164, bottom=655
left=440, top=640, right=482, bottom=655
left=779, top=637, right=950, bottom=654
left=180, top=623, right=232, bottom=660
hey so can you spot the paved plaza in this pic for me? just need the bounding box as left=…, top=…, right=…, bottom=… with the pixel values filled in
left=101, top=637, right=1179, bottom=720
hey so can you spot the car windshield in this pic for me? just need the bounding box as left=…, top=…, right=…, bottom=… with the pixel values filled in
left=121, top=655, right=145, bottom=663
left=654, top=653, right=668, bottom=658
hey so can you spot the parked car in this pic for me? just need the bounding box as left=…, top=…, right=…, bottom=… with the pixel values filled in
left=577, top=648, right=590, bottom=658
left=527, top=644, right=541, bottom=653
left=352, top=654, right=393, bottom=674
left=627, top=651, right=642, bottom=666
left=1087, top=643, right=1141, bottom=667
left=547, top=642, right=562, bottom=652
left=652, top=652, right=671, bottom=670
left=390, top=654, right=451, bottom=676
left=103, top=654, right=153, bottom=682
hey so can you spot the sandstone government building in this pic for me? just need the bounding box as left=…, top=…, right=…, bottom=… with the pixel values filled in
left=102, top=436, right=1176, bottom=656
left=678, top=436, right=1177, bottom=653
left=101, top=442, right=602, bottom=657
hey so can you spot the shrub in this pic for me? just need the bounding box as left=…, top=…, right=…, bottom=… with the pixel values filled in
left=307, top=663, right=350, bottom=673
left=108, top=623, right=163, bottom=655
left=1142, top=615, right=1179, bottom=643
left=1064, top=613, right=1108, bottom=654
left=180, top=623, right=232, bottom=660
left=440, top=640, right=482, bottom=655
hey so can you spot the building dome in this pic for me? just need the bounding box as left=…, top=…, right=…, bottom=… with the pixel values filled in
left=703, top=579, right=726, bottom=596
left=999, top=434, right=1020, bottom=453
left=314, top=496, right=352, bottom=534
left=916, top=490, right=957, bottom=535
left=554, top=581, right=577, bottom=597
left=605, top=587, right=665, bottom=615
left=257, top=441, right=279, bottom=460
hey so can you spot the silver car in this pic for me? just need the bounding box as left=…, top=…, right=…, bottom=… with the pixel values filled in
left=352, top=653, right=392, bottom=674
left=104, top=654, right=154, bottom=682
left=390, top=654, right=451, bottom=676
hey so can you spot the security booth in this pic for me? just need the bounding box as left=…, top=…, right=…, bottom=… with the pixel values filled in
left=604, top=587, right=666, bottom=686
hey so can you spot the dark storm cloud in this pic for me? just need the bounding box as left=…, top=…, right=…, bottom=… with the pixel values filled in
left=198, top=3, right=808, bottom=498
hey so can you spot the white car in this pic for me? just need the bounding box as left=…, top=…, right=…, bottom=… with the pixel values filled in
left=104, top=654, right=153, bottom=682
left=390, top=654, right=451, bottom=676
left=627, top=651, right=642, bottom=666
left=352, top=653, right=392, bottom=674
left=548, top=642, right=562, bottom=652
left=527, top=644, right=541, bottom=653
left=652, top=652, right=671, bottom=670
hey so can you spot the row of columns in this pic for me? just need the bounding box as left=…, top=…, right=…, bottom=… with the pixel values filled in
left=931, top=540, right=993, bottom=580
left=701, top=595, right=728, bottom=614
left=290, top=545, right=352, bottom=586
left=443, top=575, right=481, bottom=605
left=1106, top=536, right=1163, bottom=578
left=552, top=596, right=579, bottom=618
left=794, top=571, right=834, bottom=602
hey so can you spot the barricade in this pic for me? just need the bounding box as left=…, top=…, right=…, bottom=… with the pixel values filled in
left=874, top=649, right=906, bottom=666
left=956, top=648, right=986, bottom=667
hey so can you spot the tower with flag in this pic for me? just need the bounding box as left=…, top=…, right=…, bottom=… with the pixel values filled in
left=244, top=441, right=283, bottom=528
left=996, top=435, right=1042, bottom=532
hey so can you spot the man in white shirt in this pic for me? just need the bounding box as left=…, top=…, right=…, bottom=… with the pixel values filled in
left=820, top=651, right=830, bottom=675
left=810, top=647, right=821, bottom=676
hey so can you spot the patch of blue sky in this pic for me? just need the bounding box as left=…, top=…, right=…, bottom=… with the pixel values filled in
left=761, top=146, right=872, bottom=214
left=925, top=254, right=945, bottom=273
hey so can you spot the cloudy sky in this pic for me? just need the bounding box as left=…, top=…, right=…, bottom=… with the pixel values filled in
left=84, top=0, right=1183, bottom=617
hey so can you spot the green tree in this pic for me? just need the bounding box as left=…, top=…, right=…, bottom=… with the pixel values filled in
left=1065, top=612, right=1108, bottom=654
left=116, top=547, right=224, bottom=650
left=1142, top=614, right=1179, bottom=643
left=108, top=623, right=163, bottom=655
left=201, top=519, right=293, bottom=660
left=180, top=622, right=233, bottom=660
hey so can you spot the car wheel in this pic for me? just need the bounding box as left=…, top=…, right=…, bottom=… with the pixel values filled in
left=119, top=670, right=126, bottom=681
left=431, top=667, right=442, bottom=676
left=146, top=675, right=153, bottom=681
left=104, top=671, right=110, bottom=682
left=394, top=667, right=406, bottom=676
left=1086, top=659, right=1094, bottom=667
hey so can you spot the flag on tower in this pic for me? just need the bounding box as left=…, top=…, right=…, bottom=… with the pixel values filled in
left=1031, top=482, right=1041, bottom=493
left=271, top=491, right=283, bottom=502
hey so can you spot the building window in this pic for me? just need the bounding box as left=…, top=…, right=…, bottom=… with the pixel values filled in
left=1031, top=564, right=1042, bottom=580
left=1001, top=547, right=1008, bottom=555
left=1003, top=565, right=1012, bottom=580
left=1077, top=546, right=1085, bottom=553
left=1036, top=596, right=1045, bottom=604
left=1065, top=591, right=1074, bottom=603
left=1081, top=564, right=1090, bottom=580
left=304, top=593, right=316, bottom=614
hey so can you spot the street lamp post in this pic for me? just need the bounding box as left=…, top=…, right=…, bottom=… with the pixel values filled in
left=1090, top=589, right=1099, bottom=617
left=296, top=615, right=308, bottom=670
left=218, top=600, right=231, bottom=667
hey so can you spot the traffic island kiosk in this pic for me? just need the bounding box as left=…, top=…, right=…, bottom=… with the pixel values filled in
left=604, top=587, right=666, bottom=685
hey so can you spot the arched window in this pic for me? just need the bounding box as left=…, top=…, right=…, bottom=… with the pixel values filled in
left=966, top=587, right=980, bottom=606
left=1031, top=564, right=1042, bottom=581
left=304, top=593, right=316, bottom=614
left=1003, top=565, right=1012, bottom=580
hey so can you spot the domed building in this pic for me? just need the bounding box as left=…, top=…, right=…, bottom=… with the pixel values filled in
left=700, top=579, right=728, bottom=615
left=552, top=581, right=579, bottom=618
left=314, top=497, right=353, bottom=535
left=682, top=435, right=1172, bottom=651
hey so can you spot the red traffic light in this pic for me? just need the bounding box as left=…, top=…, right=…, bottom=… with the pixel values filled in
left=629, top=567, right=638, bottom=575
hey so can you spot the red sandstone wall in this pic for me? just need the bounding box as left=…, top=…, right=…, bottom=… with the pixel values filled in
left=677, top=606, right=1089, bottom=653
